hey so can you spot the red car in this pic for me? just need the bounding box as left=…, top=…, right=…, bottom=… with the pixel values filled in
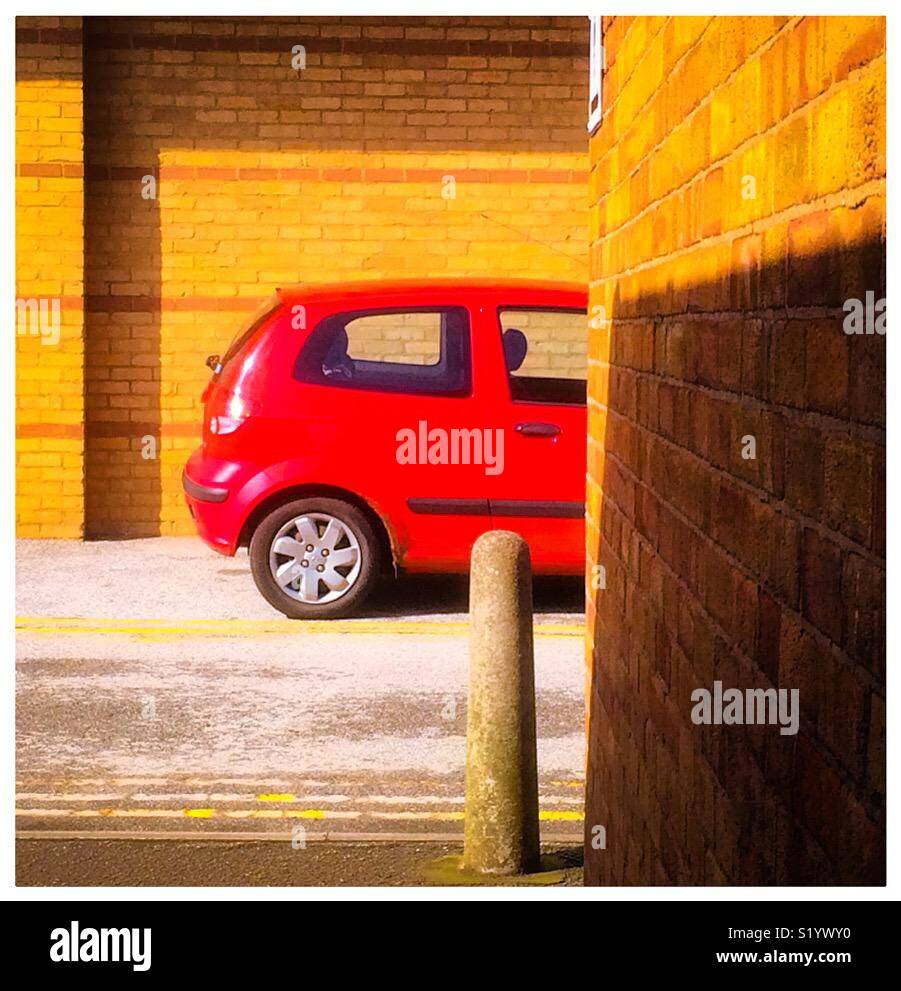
left=183, top=280, right=588, bottom=618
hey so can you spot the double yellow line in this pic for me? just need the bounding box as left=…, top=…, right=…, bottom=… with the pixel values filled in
left=16, top=616, right=584, bottom=640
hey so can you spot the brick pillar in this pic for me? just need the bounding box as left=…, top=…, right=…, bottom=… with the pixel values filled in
left=15, top=17, right=85, bottom=537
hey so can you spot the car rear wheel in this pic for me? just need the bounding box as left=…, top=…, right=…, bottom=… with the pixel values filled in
left=249, top=498, right=380, bottom=619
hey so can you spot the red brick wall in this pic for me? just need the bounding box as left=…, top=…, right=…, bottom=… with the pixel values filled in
left=585, top=16, right=885, bottom=884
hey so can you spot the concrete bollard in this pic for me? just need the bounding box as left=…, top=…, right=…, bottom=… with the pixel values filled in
left=463, top=530, right=540, bottom=875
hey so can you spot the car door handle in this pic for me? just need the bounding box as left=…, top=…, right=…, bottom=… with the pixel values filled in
left=515, top=421, right=561, bottom=437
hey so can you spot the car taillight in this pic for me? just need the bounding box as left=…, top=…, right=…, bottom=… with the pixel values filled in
left=208, top=393, right=259, bottom=436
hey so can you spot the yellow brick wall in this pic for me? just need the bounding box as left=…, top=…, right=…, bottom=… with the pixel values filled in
left=586, top=16, right=885, bottom=884
left=15, top=17, right=85, bottom=538
left=74, top=16, right=589, bottom=537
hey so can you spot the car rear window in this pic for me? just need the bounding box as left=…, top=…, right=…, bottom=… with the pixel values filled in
left=219, top=295, right=280, bottom=371
left=498, top=307, right=587, bottom=405
left=293, top=307, right=471, bottom=397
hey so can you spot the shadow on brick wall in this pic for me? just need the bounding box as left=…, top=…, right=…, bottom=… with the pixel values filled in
left=83, top=39, right=162, bottom=539
left=81, top=16, right=588, bottom=154
left=585, top=228, right=885, bottom=885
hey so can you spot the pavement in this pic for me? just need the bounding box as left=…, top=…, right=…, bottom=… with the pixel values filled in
left=16, top=538, right=587, bottom=886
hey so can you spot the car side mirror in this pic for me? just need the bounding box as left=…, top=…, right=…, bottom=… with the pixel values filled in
left=206, top=354, right=222, bottom=373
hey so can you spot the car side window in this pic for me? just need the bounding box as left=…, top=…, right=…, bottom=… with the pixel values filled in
left=498, top=308, right=587, bottom=405
left=294, top=307, right=471, bottom=397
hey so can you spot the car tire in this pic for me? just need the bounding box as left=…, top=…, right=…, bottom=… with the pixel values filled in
left=249, top=497, right=381, bottom=619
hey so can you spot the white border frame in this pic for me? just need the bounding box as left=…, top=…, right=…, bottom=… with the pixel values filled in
left=5, top=1, right=896, bottom=904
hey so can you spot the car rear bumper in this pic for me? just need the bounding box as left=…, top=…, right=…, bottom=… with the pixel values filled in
left=182, top=472, right=229, bottom=504
left=182, top=448, right=250, bottom=555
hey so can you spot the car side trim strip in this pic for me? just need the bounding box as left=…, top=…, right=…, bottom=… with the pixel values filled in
left=407, top=498, right=490, bottom=516
left=407, top=498, right=584, bottom=519
left=490, top=499, right=584, bottom=519
left=182, top=472, right=229, bottom=504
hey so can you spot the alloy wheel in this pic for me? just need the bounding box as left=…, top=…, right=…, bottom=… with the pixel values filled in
left=268, top=512, right=362, bottom=605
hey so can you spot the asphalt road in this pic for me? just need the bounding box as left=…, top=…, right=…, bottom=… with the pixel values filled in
left=16, top=839, right=584, bottom=887
left=16, top=539, right=586, bottom=884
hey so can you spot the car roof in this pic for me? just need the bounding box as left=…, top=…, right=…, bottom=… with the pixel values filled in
left=276, top=278, right=586, bottom=306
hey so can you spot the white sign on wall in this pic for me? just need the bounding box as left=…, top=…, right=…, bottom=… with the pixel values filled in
left=588, top=15, right=604, bottom=133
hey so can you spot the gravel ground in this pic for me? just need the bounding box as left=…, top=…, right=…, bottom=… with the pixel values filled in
left=16, top=537, right=585, bottom=624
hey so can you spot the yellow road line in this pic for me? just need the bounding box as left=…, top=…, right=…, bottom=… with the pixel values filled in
left=16, top=807, right=584, bottom=822
left=16, top=808, right=346, bottom=820
left=16, top=616, right=583, bottom=639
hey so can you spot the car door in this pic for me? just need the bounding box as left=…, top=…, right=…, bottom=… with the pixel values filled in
left=289, top=303, right=495, bottom=571
left=480, top=303, right=587, bottom=573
